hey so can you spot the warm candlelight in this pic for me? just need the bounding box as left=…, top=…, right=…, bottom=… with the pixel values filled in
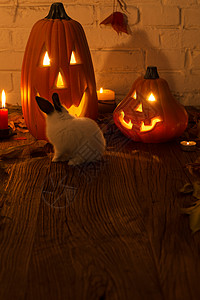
left=97, top=87, right=116, bottom=113
left=0, top=90, right=8, bottom=130
left=180, top=141, right=196, bottom=151
left=97, top=87, right=115, bottom=101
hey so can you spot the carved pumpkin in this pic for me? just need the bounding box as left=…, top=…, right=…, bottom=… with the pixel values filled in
left=21, top=2, right=98, bottom=140
left=113, top=66, right=188, bottom=143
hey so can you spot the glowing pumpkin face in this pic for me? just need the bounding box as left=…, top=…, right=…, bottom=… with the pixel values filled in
left=113, top=66, right=188, bottom=143
left=21, top=3, right=98, bottom=140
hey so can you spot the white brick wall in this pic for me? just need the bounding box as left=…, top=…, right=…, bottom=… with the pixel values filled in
left=0, top=1, right=200, bottom=105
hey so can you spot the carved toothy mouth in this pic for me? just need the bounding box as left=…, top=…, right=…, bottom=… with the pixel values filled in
left=36, top=88, right=89, bottom=117
left=119, top=111, right=163, bottom=133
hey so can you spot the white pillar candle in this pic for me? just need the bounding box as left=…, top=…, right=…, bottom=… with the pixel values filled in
left=97, top=88, right=115, bottom=101
left=180, top=141, right=197, bottom=151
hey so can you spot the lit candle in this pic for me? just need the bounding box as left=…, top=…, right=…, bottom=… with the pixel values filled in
left=180, top=141, right=196, bottom=151
left=97, top=87, right=116, bottom=114
left=0, top=90, right=8, bottom=130
left=97, top=87, right=115, bottom=101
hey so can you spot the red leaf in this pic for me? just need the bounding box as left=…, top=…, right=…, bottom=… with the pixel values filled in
left=100, top=12, right=129, bottom=34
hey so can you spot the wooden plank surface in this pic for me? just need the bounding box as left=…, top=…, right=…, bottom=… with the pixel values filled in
left=1, top=121, right=200, bottom=299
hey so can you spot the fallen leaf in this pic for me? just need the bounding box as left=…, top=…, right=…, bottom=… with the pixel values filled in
left=193, top=181, right=200, bottom=199
left=0, top=142, right=35, bottom=160
left=186, top=162, right=200, bottom=178
left=182, top=200, right=200, bottom=234
left=100, top=12, right=129, bottom=34
left=179, top=182, right=193, bottom=194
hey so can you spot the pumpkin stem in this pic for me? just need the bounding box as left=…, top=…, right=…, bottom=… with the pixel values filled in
left=144, top=66, right=159, bottom=79
left=45, top=2, right=71, bottom=20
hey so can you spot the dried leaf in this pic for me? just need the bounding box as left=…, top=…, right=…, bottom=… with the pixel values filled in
left=100, top=12, right=129, bottom=34
left=0, top=142, right=35, bottom=160
left=179, top=183, right=193, bottom=194
left=193, top=181, right=200, bottom=199
left=9, top=121, right=16, bottom=131
left=15, top=127, right=29, bottom=133
left=186, top=162, right=200, bottom=178
left=182, top=200, right=200, bottom=233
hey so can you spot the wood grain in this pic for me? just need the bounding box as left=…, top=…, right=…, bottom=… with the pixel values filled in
left=26, top=157, right=163, bottom=300
left=0, top=157, right=50, bottom=300
left=1, top=119, right=200, bottom=299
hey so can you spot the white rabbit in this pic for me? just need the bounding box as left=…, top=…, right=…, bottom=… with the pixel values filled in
left=35, top=93, right=106, bottom=165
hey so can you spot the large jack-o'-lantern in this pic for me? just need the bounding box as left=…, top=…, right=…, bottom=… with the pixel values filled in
left=113, top=66, right=188, bottom=143
left=21, top=2, right=98, bottom=140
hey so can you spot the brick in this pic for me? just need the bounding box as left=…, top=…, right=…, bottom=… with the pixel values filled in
left=181, top=92, right=200, bottom=106
left=0, top=72, right=12, bottom=92
left=86, top=27, right=159, bottom=50
left=126, top=0, right=160, bottom=2
left=159, top=71, right=185, bottom=93
left=182, top=29, right=200, bottom=49
left=7, top=91, right=21, bottom=105
left=91, top=50, right=144, bottom=72
left=0, top=51, right=23, bottom=70
left=191, top=50, right=200, bottom=69
left=85, top=27, right=133, bottom=50
left=163, top=0, right=196, bottom=5
left=141, top=5, right=180, bottom=27
left=86, top=26, right=160, bottom=50
left=66, top=5, right=94, bottom=25
left=0, top=7, right=15, bottom=27
left=18, top=0, right=56, bottom=4
left=183, top=71, right=200, bottom=90
left=159, top=30, right=181, bottom=49
left=0, top=0, right=14, bottom=4
left=95, top=72, right=142, bottom=96
left=131, top=28, right=160, bottom=48
left=12, top=71, right=21, bottom=95
left=146, top=49, right=185, bottom=70
left=183, top=8, right=200, bottom=28
left=12, top=29, right=31, bottom=51
left=14, top=7, right=47, bottom=28
left=123, top=6, right=138, bottom=26
left=0, top=30, right=11, bottom=50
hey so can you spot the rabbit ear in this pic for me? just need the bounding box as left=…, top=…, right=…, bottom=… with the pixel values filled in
left=35, top=96, right=54, bottom=115
left=52, top=93, right=62, bottom=112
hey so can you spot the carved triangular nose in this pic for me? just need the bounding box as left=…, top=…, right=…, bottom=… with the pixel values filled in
left=55, top=71, right=66, bottom=88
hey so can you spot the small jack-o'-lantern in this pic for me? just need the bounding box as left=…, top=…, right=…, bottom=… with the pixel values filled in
left=21, top=2, right=98, bottom=140
left=113, top=66, right=188, bottom=143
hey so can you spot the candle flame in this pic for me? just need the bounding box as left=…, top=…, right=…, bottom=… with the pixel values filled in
left=1, top=90, right=6, bottom=108
left=100, top=87, right=103, bottom=93
left=148, top=93, right=156, bottom=102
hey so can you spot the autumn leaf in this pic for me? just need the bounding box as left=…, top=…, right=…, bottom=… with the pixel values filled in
left=181, top=181, right=200, bottom=233
left=100, top=12, right=129, bottom=34
left=182, top=200, right=200, bottom=234
left=179, top=182, right=193, bottom=194
left=0, top=142, right=35, bottom=160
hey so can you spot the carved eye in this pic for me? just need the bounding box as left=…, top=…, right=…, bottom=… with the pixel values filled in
left=70, top=50, right=81, bottom=65
left=43, top=51, right=51, bottom=66
left=132, top=90, right=137, bottom=99
left=70, top=51, right=77, bottom=64
left=147, top=93, right=156, bottom=102
left=39, top=46, right=51, bottom=67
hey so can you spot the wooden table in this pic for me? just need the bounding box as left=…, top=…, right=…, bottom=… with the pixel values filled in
left=0, top=112, right=200, bottom=300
